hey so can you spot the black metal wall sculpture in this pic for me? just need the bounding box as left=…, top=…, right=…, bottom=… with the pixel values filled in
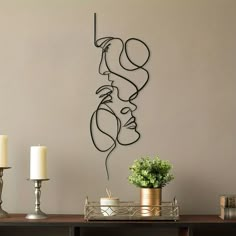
left=90, top=13, right=150, bottom=179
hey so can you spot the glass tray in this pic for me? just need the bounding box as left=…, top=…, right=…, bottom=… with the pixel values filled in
left=84, top=197, right=179, bottom=221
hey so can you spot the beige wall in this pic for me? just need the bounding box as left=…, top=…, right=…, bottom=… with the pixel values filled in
left=0, top=0, right=235, bottom=215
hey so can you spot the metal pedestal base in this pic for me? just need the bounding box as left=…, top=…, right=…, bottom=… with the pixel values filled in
left=26, top=179, right=49, bottom=220
left=0, top=208, right=8, bottom=218
left=26, top=209, right=48, bottom=219
left=0, top=167, right=11, bottom=218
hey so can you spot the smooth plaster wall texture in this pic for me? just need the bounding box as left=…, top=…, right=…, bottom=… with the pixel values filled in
left=0, top=0, right=235, bottom=215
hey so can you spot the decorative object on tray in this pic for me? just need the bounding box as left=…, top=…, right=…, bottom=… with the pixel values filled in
left=220, top=194, right=236, bottom=220
left=100, top=188, right=120, bottom=216
left=0, top=135, right=11, bottom=218
left=128, top=156, right=174, bottom=216
left=26, top=145, right=49, bottom=220
left=84, top=197, right=179, bottom=221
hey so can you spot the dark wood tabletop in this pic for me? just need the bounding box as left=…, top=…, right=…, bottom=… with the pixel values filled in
left=0, top=215, right=236, bottom=236
left=0, top=214, right=235, bottom=225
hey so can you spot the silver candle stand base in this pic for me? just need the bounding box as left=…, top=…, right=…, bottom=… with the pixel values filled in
left=26, top=179, right=49, bottom=220
left=26, top=209, right=48, bottom=220
left=0, top=167, right=11, bottom=218
left=0, top=208, right=8, bottom=218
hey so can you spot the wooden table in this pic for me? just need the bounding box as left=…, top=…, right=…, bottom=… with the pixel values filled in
left=0, top=214, right=236, bottom=236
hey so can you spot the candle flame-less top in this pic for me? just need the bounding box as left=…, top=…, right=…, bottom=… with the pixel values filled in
left=30, top=146, right=47, bottom=179
left=0, top=135, right=8, bottom=167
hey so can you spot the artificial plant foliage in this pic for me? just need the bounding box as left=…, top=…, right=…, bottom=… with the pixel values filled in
left=128, top=156, right=174, bottom=188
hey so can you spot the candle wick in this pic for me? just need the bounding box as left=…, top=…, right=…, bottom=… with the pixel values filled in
left=106, top=188, right=112, bottom=198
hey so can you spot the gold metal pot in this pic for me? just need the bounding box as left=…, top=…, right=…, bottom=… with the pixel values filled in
left=140, top=188, right=162, bottom=216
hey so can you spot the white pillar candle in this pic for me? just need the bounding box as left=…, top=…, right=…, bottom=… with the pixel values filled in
left=30, top=146, right=47, bottom=179
left=0, top=135, right=8, bottom=167
left=100, top=197, right=120, bottom=216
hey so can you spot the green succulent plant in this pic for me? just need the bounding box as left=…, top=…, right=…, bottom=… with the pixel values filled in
left=128, top=156, right=174, bottom=188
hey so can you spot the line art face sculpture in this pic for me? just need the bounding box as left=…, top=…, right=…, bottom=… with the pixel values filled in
left=90, top=13, right=150, bottom=179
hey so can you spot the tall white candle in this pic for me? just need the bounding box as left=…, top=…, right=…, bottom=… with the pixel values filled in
left=30, top=146, right=47, bottom=179
left=0, top=135, right=8, bottom=167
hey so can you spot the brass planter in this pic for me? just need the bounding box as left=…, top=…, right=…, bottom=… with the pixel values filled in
left=140, top=188, right=162, bottom=216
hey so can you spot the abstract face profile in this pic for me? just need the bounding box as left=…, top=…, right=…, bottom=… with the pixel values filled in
left=96, top=86, right=139, bottom=145
left=90, top=14, right=150, bottom=179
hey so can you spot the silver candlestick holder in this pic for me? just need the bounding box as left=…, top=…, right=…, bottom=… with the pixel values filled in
left=0, top=167, right=11, bottom=218
left=26, top=179, right=49, bottom=220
